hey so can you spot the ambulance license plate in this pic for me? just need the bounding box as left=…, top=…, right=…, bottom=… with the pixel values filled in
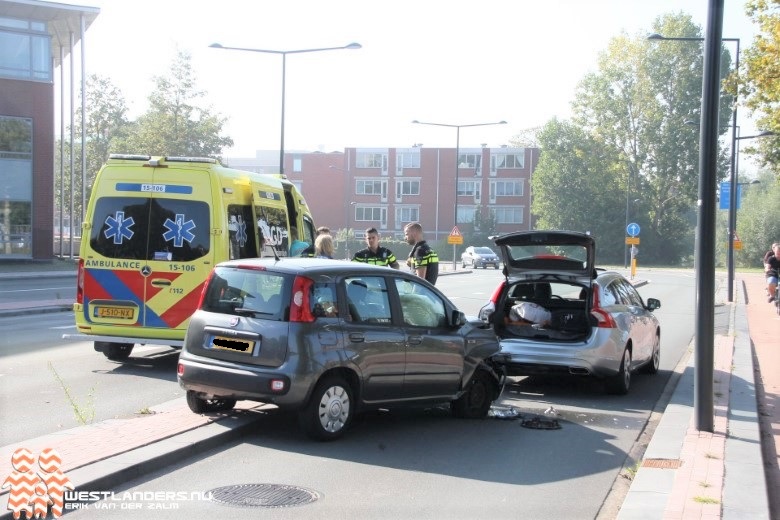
left=210, top=336, right=254, bottom=354
left=94, top=306, right=134, bottom=319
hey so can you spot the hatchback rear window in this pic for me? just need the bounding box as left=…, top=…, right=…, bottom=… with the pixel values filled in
left=202, top=267, right=288, bottom=320
left=505, top=243, right=588, bottom=271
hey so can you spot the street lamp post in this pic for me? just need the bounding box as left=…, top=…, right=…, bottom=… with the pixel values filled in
left=648, top=33, right=741, bottom=302
left=411, top=119, right=507, bottom=270
left=210, top=42, right=361, bottom=175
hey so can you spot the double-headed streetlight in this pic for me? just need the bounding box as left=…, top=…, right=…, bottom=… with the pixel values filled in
left=210, top=42, right=361, bottom=175
left=648, top=33, right=743, bottom=302
left=411, top=119, right=507, bottom=270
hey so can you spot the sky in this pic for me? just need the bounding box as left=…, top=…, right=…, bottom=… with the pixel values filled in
left=65, top=0, right=761, bottom=164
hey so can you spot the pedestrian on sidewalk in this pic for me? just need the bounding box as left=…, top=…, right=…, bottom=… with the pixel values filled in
left=352, top=227, right=400, bottom=269
left=763, top=242, right=780, bottom=303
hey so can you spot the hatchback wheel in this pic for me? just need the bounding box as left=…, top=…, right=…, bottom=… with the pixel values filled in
left=185, top=390, right=236, bottom=414
left=640, top=333, right=660, bottom=375
left=452, top=370, right=494, bottom=418
left=607, top=348, right=631, bottom=395
left=299, top=376, right=353, bottom=441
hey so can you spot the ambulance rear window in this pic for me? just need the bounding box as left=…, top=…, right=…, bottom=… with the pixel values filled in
left=89, top=197, right=210, bottom=261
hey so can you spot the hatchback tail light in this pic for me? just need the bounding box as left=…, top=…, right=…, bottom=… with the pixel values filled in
left=590, top=284, right=618, bottom=328
left=479, top=281, right=506, bottom=321
left=290, top=275, right=315, bottom=323
left=195, top=270, right=216, bottom=309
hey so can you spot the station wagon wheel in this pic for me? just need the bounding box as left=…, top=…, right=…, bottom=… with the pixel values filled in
left=98, top=342, right=134, bottom=361
left=185, top=391, right=236, bottom=414
left=299, top=376, right=353, bottom=441
left=640, top=332, right=661, bottom=375
left=607, top=347, right=631, bottom=395
left=452, top=370, right=494, bottom=419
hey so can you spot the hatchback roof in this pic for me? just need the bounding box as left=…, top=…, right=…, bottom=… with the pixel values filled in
left=493, top=230, right=596, bottom=282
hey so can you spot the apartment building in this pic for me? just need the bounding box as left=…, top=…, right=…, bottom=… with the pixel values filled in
left=281, top=145, right=539, bottom=244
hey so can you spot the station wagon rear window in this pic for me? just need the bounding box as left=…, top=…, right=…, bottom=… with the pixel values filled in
left=89, top=197, right=210, bottom=261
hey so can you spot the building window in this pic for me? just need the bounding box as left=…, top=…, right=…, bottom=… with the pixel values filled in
left=490, top=180, right=523, bottom=197
left=456, top=205, right=477, bottom=224
left=355, top=206, right=387, bottom=226
left=0, top=17, right=51, bottom=82
left=395, top=206, right=419, bottom=227
left=292, top=156, right=302, bottom=172
left=457, top=153, right=481, bottom=169
left=457, top=180, right=481, bottom=197
left=396, top=179, right=420, bottom=197
left=494, top=206, right=523, bottom=224
left=356, top=152, right=386, bottom=169
left=396, top=152, right=420, bottom=169
left=0, top=115, right=33, bottom=258
left=356, top=179, right=386, bottom=196
left=492, top=152, right=525, bottom=169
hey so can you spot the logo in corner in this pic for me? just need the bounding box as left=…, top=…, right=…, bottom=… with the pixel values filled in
left=2, top=447, right=73, bottom=519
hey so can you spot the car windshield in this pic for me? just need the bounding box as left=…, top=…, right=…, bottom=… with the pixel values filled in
left=475, top=247, right=495, bottom=255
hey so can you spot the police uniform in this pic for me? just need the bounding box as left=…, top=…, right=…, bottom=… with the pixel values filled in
left=408, top=240, right=439, bottom=285
left=352, top=246, right=398, bottom=268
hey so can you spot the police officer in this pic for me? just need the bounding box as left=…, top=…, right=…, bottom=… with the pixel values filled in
left=352, top=227, right=399, bottom=269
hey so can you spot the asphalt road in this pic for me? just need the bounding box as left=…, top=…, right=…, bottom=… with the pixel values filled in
left=8, top=268, right=715, bottom=520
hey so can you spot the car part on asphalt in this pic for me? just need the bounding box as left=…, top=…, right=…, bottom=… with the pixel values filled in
left=521, top=416, right=562, bottom=430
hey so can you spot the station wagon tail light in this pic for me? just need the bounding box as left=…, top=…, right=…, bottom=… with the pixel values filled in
left=290, top=275, right=315, bottom=323
left=590, top=285, right=618, bottom=328
left=76, top=258, right=84, bottom=304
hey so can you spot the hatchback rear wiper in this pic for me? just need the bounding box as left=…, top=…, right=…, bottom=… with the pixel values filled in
left=233, top=307, right=272, bottom=317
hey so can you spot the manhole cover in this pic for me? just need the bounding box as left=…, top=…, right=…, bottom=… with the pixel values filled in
left=208, top=483, right=320, bottom=508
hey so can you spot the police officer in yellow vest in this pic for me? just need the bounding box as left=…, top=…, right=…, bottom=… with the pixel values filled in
left=352, top=227, right=400, bottom=269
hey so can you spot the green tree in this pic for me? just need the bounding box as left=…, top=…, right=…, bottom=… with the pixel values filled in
left=734, top=171, right=780, bottom=267
left=531, top=118, right=626, bottom=264
left=55, top=75, right=130, bottom=225
left=116, top=50, right=233, bottom=157
left=740, top=0, right=780, bottom=175
left=567, top=13, right=732, bottom=264
left=463, top=205, right=499, bottom=247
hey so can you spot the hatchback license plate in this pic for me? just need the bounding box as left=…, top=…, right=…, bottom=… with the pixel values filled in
left=94, top=306, right=134, bottom=319
left=210, top=336, right=254, bottom=354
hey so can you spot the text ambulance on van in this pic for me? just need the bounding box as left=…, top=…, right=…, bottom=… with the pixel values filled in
left=64, top=155, right=315, bottom=361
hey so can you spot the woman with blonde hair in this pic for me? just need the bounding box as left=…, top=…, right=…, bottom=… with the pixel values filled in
left=314, top=234, right=335, bottom=259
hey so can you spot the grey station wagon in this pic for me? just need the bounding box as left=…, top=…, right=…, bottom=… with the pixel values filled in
left=177, top=257, right=504, bottom=440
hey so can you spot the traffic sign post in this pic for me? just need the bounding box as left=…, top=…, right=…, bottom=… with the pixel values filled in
left=448, top=226, right=463, bottom=270
left=625, top=223, right=640, bottom=278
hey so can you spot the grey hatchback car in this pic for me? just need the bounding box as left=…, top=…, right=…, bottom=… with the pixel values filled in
left=178, top=257, right=504, bottom=440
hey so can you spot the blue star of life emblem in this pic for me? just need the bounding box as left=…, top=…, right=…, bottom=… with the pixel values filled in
left=104, top=211, right=135, bottom=244
left=163, top=213, right=196, bottom=248
left=236, top=215, right=248, bottom=247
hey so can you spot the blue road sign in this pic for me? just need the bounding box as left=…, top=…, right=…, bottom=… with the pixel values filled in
left=626, top=223, right=640, bottom=237
left=719, top=182, right=743, bottom=210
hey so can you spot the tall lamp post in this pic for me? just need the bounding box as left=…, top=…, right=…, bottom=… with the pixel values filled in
left=648, top=33, right=741, bottom=302
left=411, top=119, right=507, bottom=270
left=210, top=42, right=361, bottom=175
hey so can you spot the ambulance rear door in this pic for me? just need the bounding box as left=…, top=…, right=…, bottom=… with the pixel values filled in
left=141, top=160, right=215, bottom=335
left=251, top=181, right=290, bottom=257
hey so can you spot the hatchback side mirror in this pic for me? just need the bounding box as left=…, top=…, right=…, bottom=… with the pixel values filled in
left=451, top=310, right=467, bottom=327
left=646, top=298, right=661, bottom=311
